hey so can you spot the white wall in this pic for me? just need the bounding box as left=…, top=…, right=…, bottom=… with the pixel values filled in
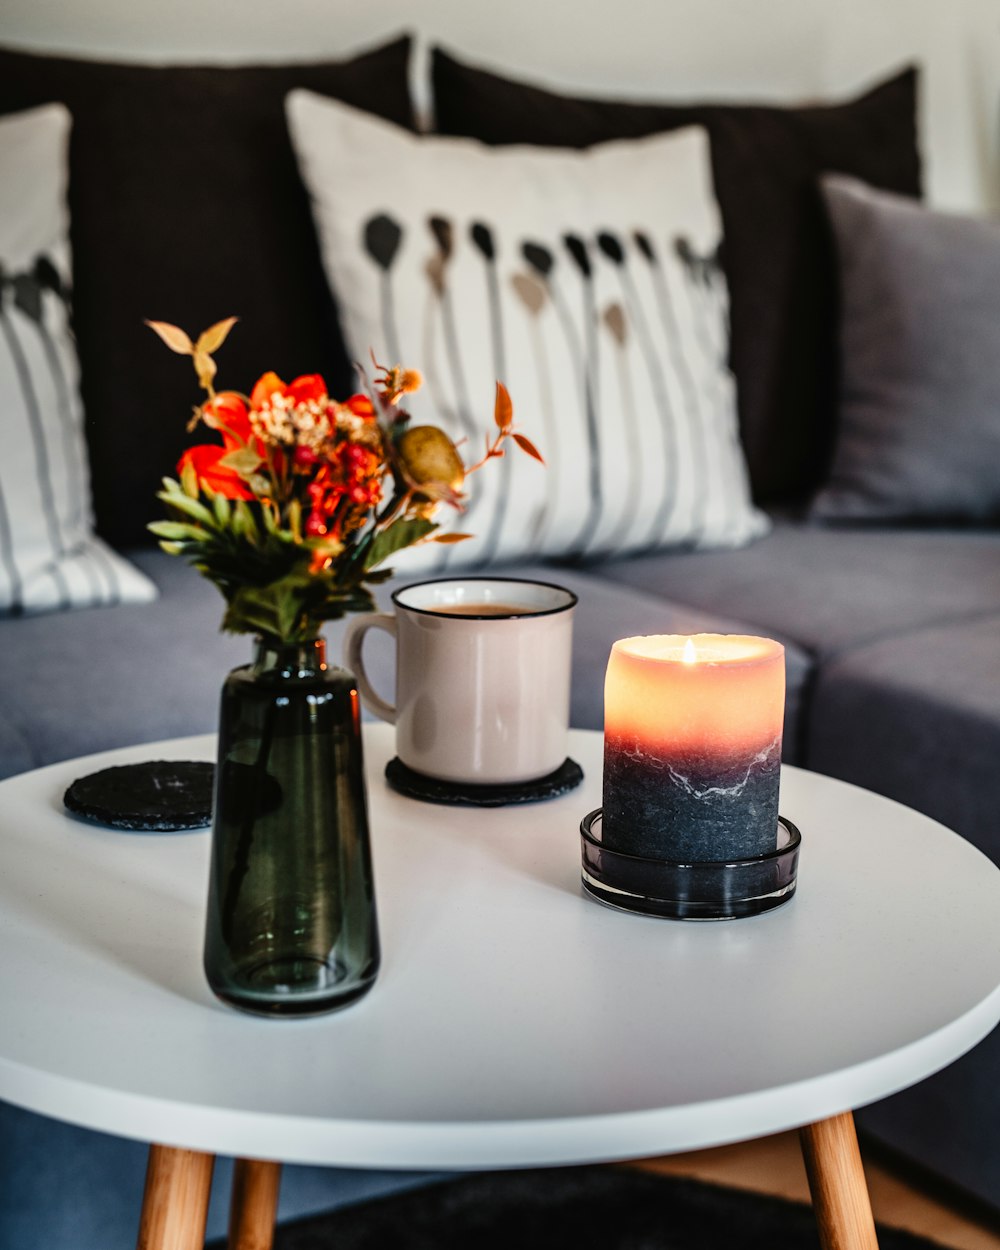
left=3, top=0, right=998, bottom=211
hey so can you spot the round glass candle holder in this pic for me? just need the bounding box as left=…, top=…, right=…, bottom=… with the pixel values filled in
left=580, top=810, right=801, bottom=921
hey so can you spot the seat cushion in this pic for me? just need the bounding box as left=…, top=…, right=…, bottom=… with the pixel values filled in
left=806, top=612, right=1000, bottom=856
left=0, top=552, right=813, bottom=779
left=0, top=550, right=248, bottom=776
left=582, top=520, right=1000, bottom=657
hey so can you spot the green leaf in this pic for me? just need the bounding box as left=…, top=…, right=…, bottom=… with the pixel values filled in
left=223, top=579, right=310, bottom=641
left=261, top=501, right=281, bottom=536
left=158, top=491, right=216, bottom=528
left=220, top=446, right=263, bottom=476
left=148, top=520, right=211, bottom=542
left=312, top=587, right=376, bottom=620
left=181, top=459, right=200, bottom=498
left=212, top=491, right=231, bottom=528
left=287, top=498, right=303, bottom=542
left=365, top=517, right=437, bottom=570
left=232, top=499, right=259, bottom=541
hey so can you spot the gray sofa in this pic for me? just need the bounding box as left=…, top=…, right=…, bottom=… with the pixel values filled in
left=3, top=34, right=1000, bottom=1250
left=4, top=517, right=1000, bottom=1247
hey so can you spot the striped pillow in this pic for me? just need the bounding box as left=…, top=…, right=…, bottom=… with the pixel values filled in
left=286, top=90, right=767, bottom=573
left=0, top=105, right=155, bottom=615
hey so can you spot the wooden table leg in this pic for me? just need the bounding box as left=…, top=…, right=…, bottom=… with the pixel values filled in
left=136, top=1143, right=215, bottom=1250
left=800, top=1111, right=879, bottom=1250
left=228, top=1158, right=282, bottom=1250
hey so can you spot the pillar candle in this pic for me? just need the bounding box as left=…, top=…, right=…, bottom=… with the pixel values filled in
left=603, top=634, right=785, bottom=862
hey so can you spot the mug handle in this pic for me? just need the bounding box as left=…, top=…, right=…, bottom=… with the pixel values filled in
left=343, top=613, right=398, bottom=724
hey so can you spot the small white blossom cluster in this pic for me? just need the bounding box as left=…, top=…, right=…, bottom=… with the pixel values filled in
left=250, top=393, right=333, bottom=451
left=334, top=409, right=383, bottom=451
left=249, top=394, right=383, bottom=454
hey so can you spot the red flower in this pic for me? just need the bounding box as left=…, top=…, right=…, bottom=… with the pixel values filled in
left=177, top=444, right=254, bottom=500
left=201, top=390, right=277, bottom=474
left=344, top=393, right=375, bottom=419
left=248, top=371, right=329, bottom=410
left=203, top=391, right=253, bottom=450
left=287, top=374, right=328, bottom=405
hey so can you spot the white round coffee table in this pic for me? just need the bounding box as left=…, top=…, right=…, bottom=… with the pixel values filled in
left=2, top=725, right=1000, bottom=1250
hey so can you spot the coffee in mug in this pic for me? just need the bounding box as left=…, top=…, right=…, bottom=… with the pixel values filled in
left=343, top=577, right=577, bottom=784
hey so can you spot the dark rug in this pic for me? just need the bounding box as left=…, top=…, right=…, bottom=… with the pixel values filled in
left=209, top=1166, right=946, bottom=1249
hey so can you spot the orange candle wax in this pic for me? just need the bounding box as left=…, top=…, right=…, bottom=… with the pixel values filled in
left=603, top=634, right=785, bottom=861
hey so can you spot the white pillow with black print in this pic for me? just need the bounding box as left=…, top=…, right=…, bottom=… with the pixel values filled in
left=0, top=104, right=155, bottom=614
left=287, top=89, right=767, bottom=571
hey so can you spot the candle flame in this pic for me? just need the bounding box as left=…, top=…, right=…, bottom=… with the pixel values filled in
left=683, top=637, right=697, bottom=665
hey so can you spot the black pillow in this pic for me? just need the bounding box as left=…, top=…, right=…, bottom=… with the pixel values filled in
left=0, top=37, right=415, bottom=547
left=431, top=47, right=922, bottom=506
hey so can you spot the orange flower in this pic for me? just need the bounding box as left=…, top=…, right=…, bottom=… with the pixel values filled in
left=249, top=371, right=286, bottom=409
left=177, top=444, right=254, bottom=500
left=344, top=393, right=375, bottom=419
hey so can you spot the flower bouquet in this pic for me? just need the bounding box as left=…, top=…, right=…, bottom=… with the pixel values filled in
left=147, top=316, right=540, bottom=644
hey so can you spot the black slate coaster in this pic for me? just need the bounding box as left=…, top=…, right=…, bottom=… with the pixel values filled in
left=385, top=757, right=584, bottom=807
left=64, top=761, right=214, bottom=831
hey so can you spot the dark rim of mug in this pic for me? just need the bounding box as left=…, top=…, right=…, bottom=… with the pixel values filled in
left=391, top=576, right=578, bottom=620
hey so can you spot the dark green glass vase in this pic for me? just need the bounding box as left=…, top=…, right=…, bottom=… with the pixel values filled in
left=203, top=636, right=380, bottom=1016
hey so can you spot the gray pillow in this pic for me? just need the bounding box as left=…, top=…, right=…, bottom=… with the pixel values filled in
left=811, top=175, right=1000, bottom=524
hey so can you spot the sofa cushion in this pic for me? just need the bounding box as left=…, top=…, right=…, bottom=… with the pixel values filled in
left=0, top=552, right=812, bottom=779
left=0, top=549, right=248, bottom=776
left=806, top=613, right=1000, bottom=856
left=581, top=519, right=1000, bottom=656
left=812, top=175, right=1000, bottom=524
left=285, top=90, right=766, bottom=568
left=0, top=103, right=157, bottom=616
left=431, top=48, right=922, bottom=505
left=0, top=37, right=416, bottom=549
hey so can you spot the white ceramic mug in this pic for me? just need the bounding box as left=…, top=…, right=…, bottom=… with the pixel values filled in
left=343, top=577, right=577, bottom=784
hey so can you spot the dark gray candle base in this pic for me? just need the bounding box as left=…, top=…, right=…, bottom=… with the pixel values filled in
left=580, top=809, right=801, bottom=921
left=603, top=737, right=781, bottom=861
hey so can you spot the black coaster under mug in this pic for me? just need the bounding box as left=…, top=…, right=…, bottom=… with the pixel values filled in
left=385, top=757, right=584, bottom=807
left=64, top=760, right=214, bottom=831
